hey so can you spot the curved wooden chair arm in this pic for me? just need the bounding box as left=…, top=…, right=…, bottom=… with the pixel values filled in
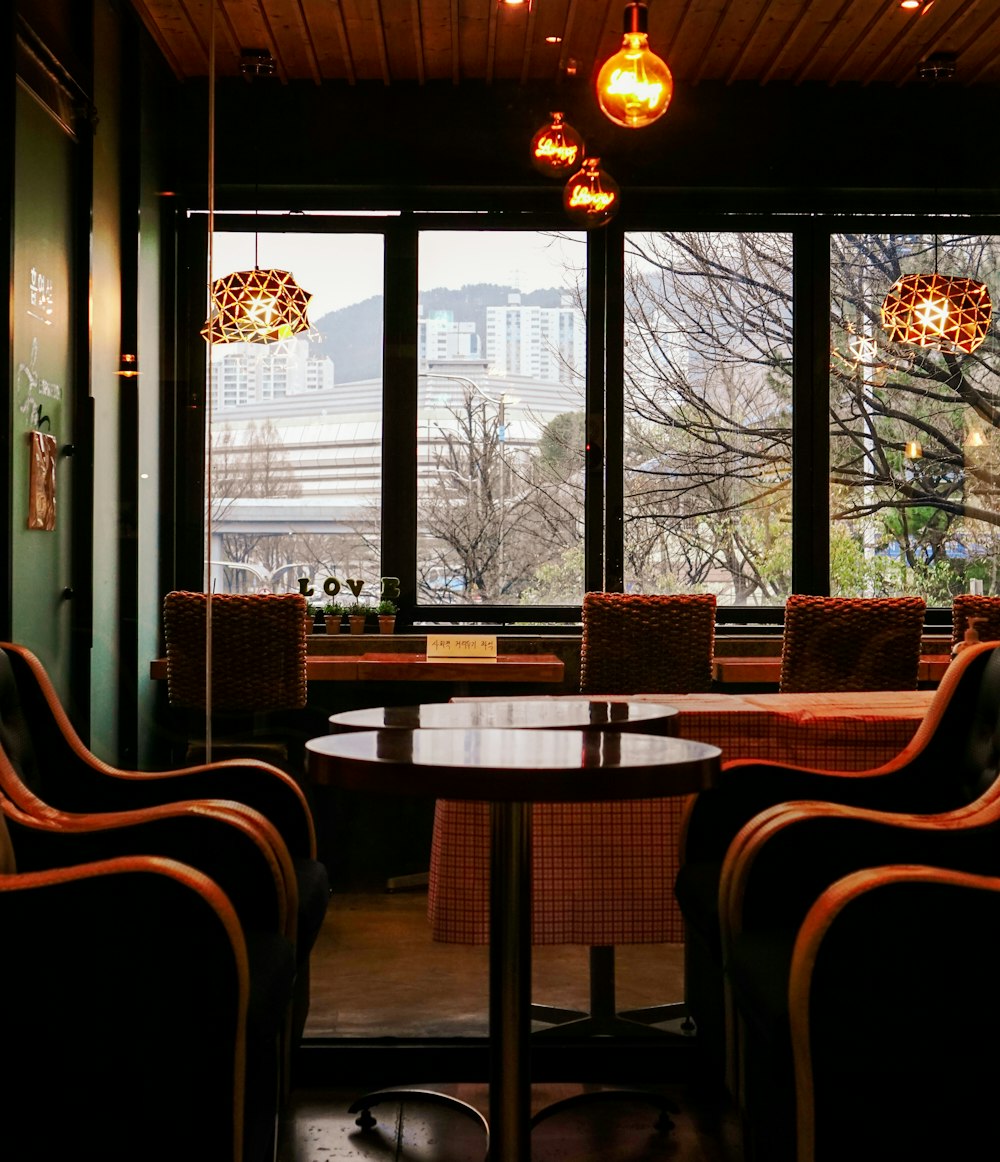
left=2, top=794, right=295, bottom=939
left=0, top=641, right=317, bottom=857
left=722, top=789, right=1000, bottom=949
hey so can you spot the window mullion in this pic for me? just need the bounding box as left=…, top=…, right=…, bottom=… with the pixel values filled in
left=585, top=231, right=607, bottom=593
left=381, top=217, right=418, bottom=612
left=791, top=225, right=832, bottom=595
left=604, top=226, right=625, bottom=594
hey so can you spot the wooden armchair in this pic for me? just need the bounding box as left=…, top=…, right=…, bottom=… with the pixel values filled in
left=778, top=594, right=926, bottom=692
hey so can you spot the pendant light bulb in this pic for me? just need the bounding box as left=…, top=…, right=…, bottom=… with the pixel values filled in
left=596, top=3, right=673, bottom=129
left=202, top=268, right=316, bottom=344
left=530, top=112, right=585, bottom=178
left=881, top=273, right=992, bottom=355
left=563, top=158, right=621, bottom=229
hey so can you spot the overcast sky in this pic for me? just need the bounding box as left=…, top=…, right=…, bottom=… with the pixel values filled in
left=211, top=228, right=586, bottom=318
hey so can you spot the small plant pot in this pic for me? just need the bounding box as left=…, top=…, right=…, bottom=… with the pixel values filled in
left=348, top=615, right=366, bottom=635
left=378, top=615, right=396, bottom=634
left=324, top=615, right=343, bottom=634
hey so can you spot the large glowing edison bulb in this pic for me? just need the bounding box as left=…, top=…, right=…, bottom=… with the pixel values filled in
left=563, top=158, right=621, bottom=229
left=596, top=2, right=673, bottom=128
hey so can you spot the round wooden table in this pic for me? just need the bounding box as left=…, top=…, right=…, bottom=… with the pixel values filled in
left=305, top=727, right=720, bottom=1162
left=328, top=698, right=681, bottom=1037
left=327, top=697, right=679, bottom=734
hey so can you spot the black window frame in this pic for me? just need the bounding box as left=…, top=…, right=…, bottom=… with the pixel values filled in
left=175, top=207, right=1000, bottom=633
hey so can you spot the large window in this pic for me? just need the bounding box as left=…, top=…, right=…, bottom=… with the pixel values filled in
left=194, top=218, right=1000, bottom=619
left=830, top=232, right=1000, bottom=600
left=415, top=231, right=587, bottom=605
left=623, top=232, right=793, bottom=605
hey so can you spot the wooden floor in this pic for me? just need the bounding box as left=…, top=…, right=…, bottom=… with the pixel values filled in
left=278, top=889, right=744, bottom=1160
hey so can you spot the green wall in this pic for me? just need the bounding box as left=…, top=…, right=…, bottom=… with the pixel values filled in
left=11, top=82, right=78, bottom=704
left=88, top=0, right=122, bottom=760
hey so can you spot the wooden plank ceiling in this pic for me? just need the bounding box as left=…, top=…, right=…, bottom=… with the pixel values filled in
left=128, top=0, right=1000, bottom=88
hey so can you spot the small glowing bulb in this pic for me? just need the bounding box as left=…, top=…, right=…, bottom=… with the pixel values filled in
left=597, top=3, right=673, bottom=129
left=904, top=440, right=923, bottom=459
left=530, top=112, right=585, bottom=177
left=848, top=332, right=878, bottom=363
left=563, top=158, right=621, bottom=229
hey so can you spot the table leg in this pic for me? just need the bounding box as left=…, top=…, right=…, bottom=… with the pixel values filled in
left=489, top=800, right=532, bottom=1162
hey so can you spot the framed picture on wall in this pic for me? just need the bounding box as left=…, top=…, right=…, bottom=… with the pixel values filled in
left=27, top=430, right=57, bottom=531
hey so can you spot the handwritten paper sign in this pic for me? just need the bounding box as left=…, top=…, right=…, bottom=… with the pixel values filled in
left=426, top=635, right=498, bottom=662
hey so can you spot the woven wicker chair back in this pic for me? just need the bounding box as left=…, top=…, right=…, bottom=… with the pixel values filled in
left=163, top=591, right=308, bottom=712
left=779, top=594, right=926, bottom=693
left=952, top=594, right=1000, bottom=649
left=579, top=592, right=717, bottom=694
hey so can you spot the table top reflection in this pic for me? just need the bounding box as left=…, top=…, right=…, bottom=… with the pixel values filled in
left=305, top=727, right=720, bottom=802
left=327, top=697, right=678, bottom=734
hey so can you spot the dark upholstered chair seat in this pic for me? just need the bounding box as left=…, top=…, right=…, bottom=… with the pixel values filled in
left=727, top=839, right=1000, bottom=1162
left=0, top=831, right=296, bottom=1162
left=0, top=795, right=298, bottom=1161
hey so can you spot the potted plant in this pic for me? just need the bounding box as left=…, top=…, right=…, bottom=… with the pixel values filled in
left=376, top=598, right=397, bottom=634
left=305, top=603, right=322, bottom=634
left=346, top=602, right=368, bottom=635
left=323, top=602, right=346, bottom=634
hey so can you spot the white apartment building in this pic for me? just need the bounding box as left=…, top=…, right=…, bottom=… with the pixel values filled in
left=212, top=337, right=334, bottom=408
left=418, top=310, right=481, bottom=364
left=485, top=293, right=585, bottom=384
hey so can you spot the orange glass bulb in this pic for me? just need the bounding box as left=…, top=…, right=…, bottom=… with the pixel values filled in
left=563, top=158, right=621, bottom=229
left=597, top=3, right=673, bottom=128
left=530, top=112, right=585, bottom=178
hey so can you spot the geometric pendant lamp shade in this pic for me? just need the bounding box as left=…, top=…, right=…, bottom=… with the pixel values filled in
left=201, top=267, right=315, bottom=344
left=880, top=272, right=992, bottom=356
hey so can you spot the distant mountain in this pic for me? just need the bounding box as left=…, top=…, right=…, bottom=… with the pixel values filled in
left=312, top=284, right=567, bottom=384
left=310, top=294, right=383, bottom=385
